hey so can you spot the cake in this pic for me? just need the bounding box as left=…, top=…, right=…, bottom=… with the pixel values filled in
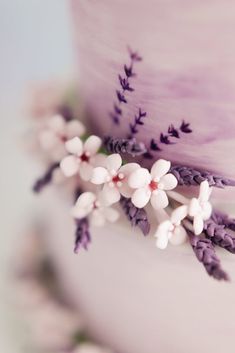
left=27, top=1, right=235, bottom=353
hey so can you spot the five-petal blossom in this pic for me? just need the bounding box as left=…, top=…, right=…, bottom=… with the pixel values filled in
left=91, top=154, right=139, bottom=205
left=72, top=192, right=119, bottom=227
left=39, top=114, right=85, bottom=160
left=128, top=159, right=178, bottom=209
left=60, top=135, right=104, bottom=181
left=155, top=206, right=188, bottom=249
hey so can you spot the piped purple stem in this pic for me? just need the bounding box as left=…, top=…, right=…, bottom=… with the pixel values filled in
left=109, top=48, right=142, bottom=125
left=33, top=162, right=60, bottom=193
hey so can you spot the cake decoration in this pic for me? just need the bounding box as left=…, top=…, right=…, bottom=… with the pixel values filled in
left=31, top=50, right=235, bottom=282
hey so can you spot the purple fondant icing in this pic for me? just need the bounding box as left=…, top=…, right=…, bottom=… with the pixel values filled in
left=71, top=0, right=235, bottom=206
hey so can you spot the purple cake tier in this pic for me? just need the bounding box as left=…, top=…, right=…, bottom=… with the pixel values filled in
left=71, top=0, right=235, bottom=184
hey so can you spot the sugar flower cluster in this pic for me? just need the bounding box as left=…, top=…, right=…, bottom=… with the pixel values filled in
left=31, top=59, right=235, bottom=282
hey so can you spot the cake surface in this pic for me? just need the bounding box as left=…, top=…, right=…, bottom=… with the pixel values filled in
left=72, top=0, right=235, bottom=181
left=44, top=189, right=235, bottom=353
left=42, top=1, right=235, bottom=352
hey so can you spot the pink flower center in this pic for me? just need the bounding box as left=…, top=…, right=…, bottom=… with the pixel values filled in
left=58, top=133, right=67, bottom=142
left=112, top=175, right=122, bottom=183
left=149, top=180, right=158, bottom=191
left=112, top=173, right=124, bottom=185
left=80, top=152, right=90, bottom=162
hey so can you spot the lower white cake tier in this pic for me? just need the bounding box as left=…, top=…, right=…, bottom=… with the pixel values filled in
left=42, top=189, right=235, bottom=353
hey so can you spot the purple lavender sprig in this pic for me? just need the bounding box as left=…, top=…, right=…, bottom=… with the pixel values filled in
left=188, top=231, right=229, bottom=281
left=33, top=162, right=60, bottom=193
left=74, top=218, right=91, bottom=253
left=143, top=120, right=192, bottom=159
left=211, top=210, right=235, bottom=231
left=204, top=218, right=235, bottom=254
left=170, top=165, right=235, bottom=188
left=110, top=48, right=142, bottom=125
left=128, top=108, right=147, bottom=139
left=103, top=136, right=147, bottom=157
left=120, top=196, right=150, bottom=236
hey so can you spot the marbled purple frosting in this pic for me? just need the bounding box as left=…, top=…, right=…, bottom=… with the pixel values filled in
left=71, top=0, right=235, bottom=195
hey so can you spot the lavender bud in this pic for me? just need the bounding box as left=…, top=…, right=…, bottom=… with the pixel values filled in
left=188, top=231, right=229, bottom=281
left=103, top=136, right=147, bottom=156
left=168, top=124, right=180, bottom=138
left=74, top=218, right=91, bottom=253
left=116, top=90, right=127, bottom=103
left=33, top=162, right=60, bottom=193
left=120, top=196, right=150, bottom=235
left=180, top=120, right=192, bottom=133
left=204, top=218, right=235, bottom=254
left=170, top=165, right=235, bottom=188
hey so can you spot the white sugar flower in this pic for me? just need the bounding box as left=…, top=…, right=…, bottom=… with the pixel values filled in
left=128, top=159, right=178, bottom=209
left=91, top=154, right=140, bottom=205
left=188, top=180, right=212, bottom=235
left=155, top=206, right=188, bottom=249
left=60, top=135, right=104, bottom=181
left=39, top=114, right=85, bottom=160
left=72, top=192, right=119, bottom=227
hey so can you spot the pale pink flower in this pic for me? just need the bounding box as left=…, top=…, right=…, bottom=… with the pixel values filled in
left=72, top=192, right=119, bottom=227
left=39, top=114, right=85, bottom=160
left=91, top=154, right=139, bottom=204
left=128, top=159, right=178, bottom=209
left=60, top=135, right=104, bottom=181
left=155, top=206, right=188, bottom=249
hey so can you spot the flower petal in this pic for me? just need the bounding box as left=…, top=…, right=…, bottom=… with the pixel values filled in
left=48, top=114, right=65, bottom=133
left=75, top=192, right=96, bottom=208
left=119, top=183, right=135, bottom=198
left=171, top=205, right=188, bottom=224
left=79, top=162, right=93, bottom=181
left=193, top=215, right=204, bottom=235
left=188, top=198, right=200, bottom=217
left=106, top=154, right=122, bottom=172
left=91, top=209, right=106, bottom=227
left=72, top=192, right=95, bottom=219
left=150, top=159, right=171, bottom=180
left=103, top=207, right=120, bottom=223
left=66, top=120, right=86, bottom=139
left=101, top=184, right=121, bottom=205
left=91, top=167, right=109, bottom=185
left=65, top=137, right=83, bottom=155
left=84, top=135, right=102, bottom=155
left=131, top=187, right=151, bottom=208
left=128, top=168, right=151, bottom=189
left=156, top=233, right=169, bottom=250
left=119, top=163, right=140, bottom=176
left=159, top=173, right=178, bottom=190
left=202, top=201, right=212, bottom=220
left=150, top=190, right=169, bottom=209
left=199, top=180, right=211, bottom=203
left=169, top=226, right=187, bottom=246
left=60, top=155, right=79, bottom=177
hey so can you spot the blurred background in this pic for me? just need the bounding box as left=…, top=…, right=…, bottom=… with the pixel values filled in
left=0, top=1, right=74, bottom=351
